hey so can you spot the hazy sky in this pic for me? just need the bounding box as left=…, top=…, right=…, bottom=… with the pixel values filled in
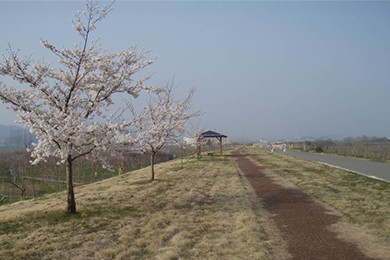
left=0, top=1, right=389, bottom=140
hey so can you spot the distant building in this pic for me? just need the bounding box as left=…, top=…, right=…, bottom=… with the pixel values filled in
left=0, top=125, right=35, bottom=149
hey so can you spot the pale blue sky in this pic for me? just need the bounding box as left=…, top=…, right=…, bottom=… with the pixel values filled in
left=0, top=1, right=389, bottom=140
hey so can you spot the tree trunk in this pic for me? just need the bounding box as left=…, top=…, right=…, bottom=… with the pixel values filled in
left=66, top=155, right=77, bottom=214
left=197, top=141, right=201, bottom=159
left=151, top=152, right=156, bottom=181
left=180, top=144, right=183, bottom=169
left=21, top=187, right=25, bottom=199
left=32, top=176, right=36, bottom=198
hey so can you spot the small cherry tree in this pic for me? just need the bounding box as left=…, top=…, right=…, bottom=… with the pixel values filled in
left=186, top=123, right=205, bottom=159
left=0, top=1, right=154, bottom=213
left=129, top=86, right=200, bottom=180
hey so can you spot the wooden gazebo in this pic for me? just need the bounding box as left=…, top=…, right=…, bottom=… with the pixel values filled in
left=197, top=130, right=227, bottom=157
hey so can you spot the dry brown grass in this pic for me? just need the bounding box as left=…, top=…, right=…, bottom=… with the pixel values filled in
left=244, top=146, right=390, bottom=260
left=0, top=152, right=278, bottom=259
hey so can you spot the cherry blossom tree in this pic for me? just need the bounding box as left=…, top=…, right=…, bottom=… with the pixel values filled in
left=0, top=1, right=154, bottom=213
left=128, top=86, right=200, bottom=180
left=178, top=123, right=204, bottom=167
left=186, top=123, right=205, bottom=159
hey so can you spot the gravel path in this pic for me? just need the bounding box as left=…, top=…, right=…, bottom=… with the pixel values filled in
left=233, top=151, right=375, bottom=260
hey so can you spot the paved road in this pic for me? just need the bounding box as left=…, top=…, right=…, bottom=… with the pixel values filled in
left=284, top=150, right=390, bottom=183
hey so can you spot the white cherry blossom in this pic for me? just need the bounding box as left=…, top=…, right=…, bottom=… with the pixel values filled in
left=125, top=85, right=200, bottom=180
left=0, top=1, right=154, bottom=213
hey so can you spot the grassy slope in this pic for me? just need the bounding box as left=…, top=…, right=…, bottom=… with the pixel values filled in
left=0, top=158, right=140, bottom=204
left=244, top=146, right=390, bottom=259
left=0, top=153, right=279, bottom=260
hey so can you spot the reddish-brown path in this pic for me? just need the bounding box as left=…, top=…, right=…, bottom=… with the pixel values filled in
left=233, top=151, right=375, bottom=260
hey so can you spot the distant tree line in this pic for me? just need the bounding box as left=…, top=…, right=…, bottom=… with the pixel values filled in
left=294, top=136, right=390, bottom=162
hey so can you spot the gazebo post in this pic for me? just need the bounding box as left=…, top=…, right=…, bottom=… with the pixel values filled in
left=218, top=137, right=223, bottom=156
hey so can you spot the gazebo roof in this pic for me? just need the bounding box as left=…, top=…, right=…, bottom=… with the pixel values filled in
left=200, top=130, right=227, bottom=138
